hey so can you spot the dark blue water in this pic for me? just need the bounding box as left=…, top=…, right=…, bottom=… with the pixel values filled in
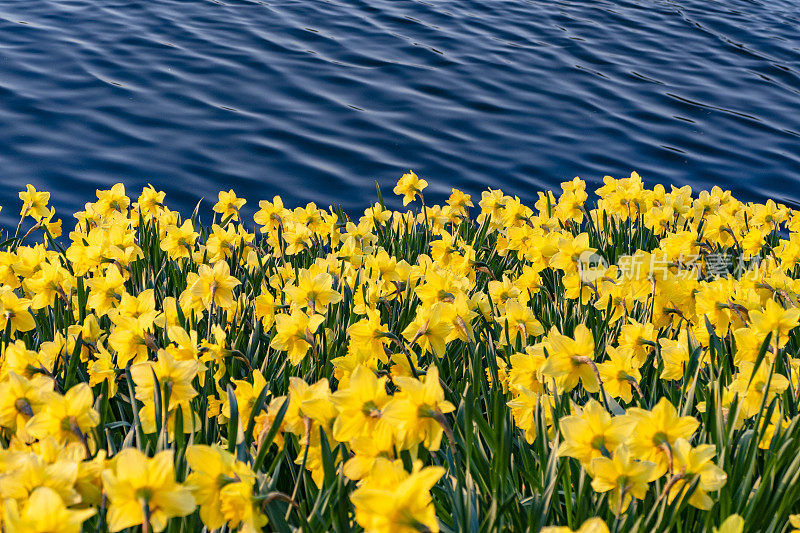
left=2, top=0, right=800, bottom=225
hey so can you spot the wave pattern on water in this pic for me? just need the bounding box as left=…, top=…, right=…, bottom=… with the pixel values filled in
left=1, top=0, right=799, bottom=222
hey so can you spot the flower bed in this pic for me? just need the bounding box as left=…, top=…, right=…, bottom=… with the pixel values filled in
left=2, top=172, right=799, bottom=532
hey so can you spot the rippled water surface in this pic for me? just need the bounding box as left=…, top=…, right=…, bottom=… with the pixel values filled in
left=2, top=0, right=800, bottom=222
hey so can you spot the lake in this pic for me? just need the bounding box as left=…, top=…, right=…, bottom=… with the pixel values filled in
left=1, top=0, right=799, bottom=225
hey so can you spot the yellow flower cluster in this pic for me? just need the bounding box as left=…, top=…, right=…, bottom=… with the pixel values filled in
left=0, top=171, right=799, bottom=532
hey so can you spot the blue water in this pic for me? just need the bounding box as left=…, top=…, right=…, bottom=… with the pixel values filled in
left=2, top=0, right=800, bottom=225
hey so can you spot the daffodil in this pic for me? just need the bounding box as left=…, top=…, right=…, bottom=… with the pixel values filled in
left=102, top=448, right=195, bottom=532
left=205, top=223, right=242, bottom=261
left=0, top=290, right=36, bottom=334
left=557, top=400, right=635, bottom=470
left=618, top=319, right=657, bottom=366
left=285, top=269, right=342, bottom=312
left=136, top=184, right=165, bottom=216
left=589, top=446, right=657, bottom=513
left=86, top=265, right=126, bottom=316
left=347, top=308, right=391, bottom=358
left=401, top=302, right=454, bottom=358
left=26, top=383, right=100, bottom=447
left=658, top=328, right=695, bottom=381
left=185, top=444, right=266, bottom=532
left=4, top=175, right=800, bottom=532
left=331, top=365, right=394, bottom=450
left=626, top=398, right=700, bottom=476
left=107, top=316, right=152, bottom=368
left=393, top=171, right=428, bottom=206
left=213, top=189, right=246, bottom=220
left=131, top=349, right=199, bottom=411
left=270, top=308, right=325, bottom=365
left=190, top=260, right=241, bottom=310
left=94, top=183, right=130, bottom=215
left=748, top=298, right=800, bottom=347
left=598, top=345, right=642, bottom=401
left=727, top=361, right=790, bottom=419
left=789, top=515, right=800, bottom=533
left=282, top=221, right=313, bottom=255
left=0, top=372, right=52, bottom=437
left=541, top=324, right=599, bottom=393
left=497, top=298, right=544, bottom=347
left=253, top=195, right=289, bottom=233
left=507, top=387, right=555, bottom=444
left=18, top=184, right=51, bottom=220
left=3, top=486, right=96, bottom=533
left=508, top=343, right=547, bottom=394
left=550, top=233, right=595, bottom=273
left=219, top=370, right=268, bottom=434
left=351, top=458, right=444, bottom=533
left=160, top=219, right=199, bottom=260
left=25, top=261, right=73, bottom=310
left=383, top=366, right=455, bottom=451
left=666, top=438, right=727, bottom=510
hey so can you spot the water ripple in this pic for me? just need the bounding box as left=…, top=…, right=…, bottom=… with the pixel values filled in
left=0, top=0, right=799, bottom=224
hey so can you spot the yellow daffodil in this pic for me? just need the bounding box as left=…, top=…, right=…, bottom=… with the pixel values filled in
left=541, top=324, right=598, bottom=393
left=185, top=444, right=266, bottom=532
left=213, top=189, right=246, bottom=220
left=190, top=260, right=241, bottom=310
left=18, top=184, right=51, bottom=220
left=626, top=398, right=700, bottom=476
left=557, top=400, right=635, bottom=470
left=589, top=446, right=657, bottom=513
left=666, top=438, right=727, bottom=510
left=26, top=383, right=100, bottom=447
left=351, top=458, right=444, bottom=533
left=3, top=486, right=95, bottom=533
left=102, top=448, right=195, bottom=532
left=270, top=308, right=325, bottom=365
left=383, top=366, right=455, bottom=451
left=331, top=365, right=394, bottom=450
left=285, top=269, right=342, bottom=312
left=393, top=171, right=428, bottom=206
